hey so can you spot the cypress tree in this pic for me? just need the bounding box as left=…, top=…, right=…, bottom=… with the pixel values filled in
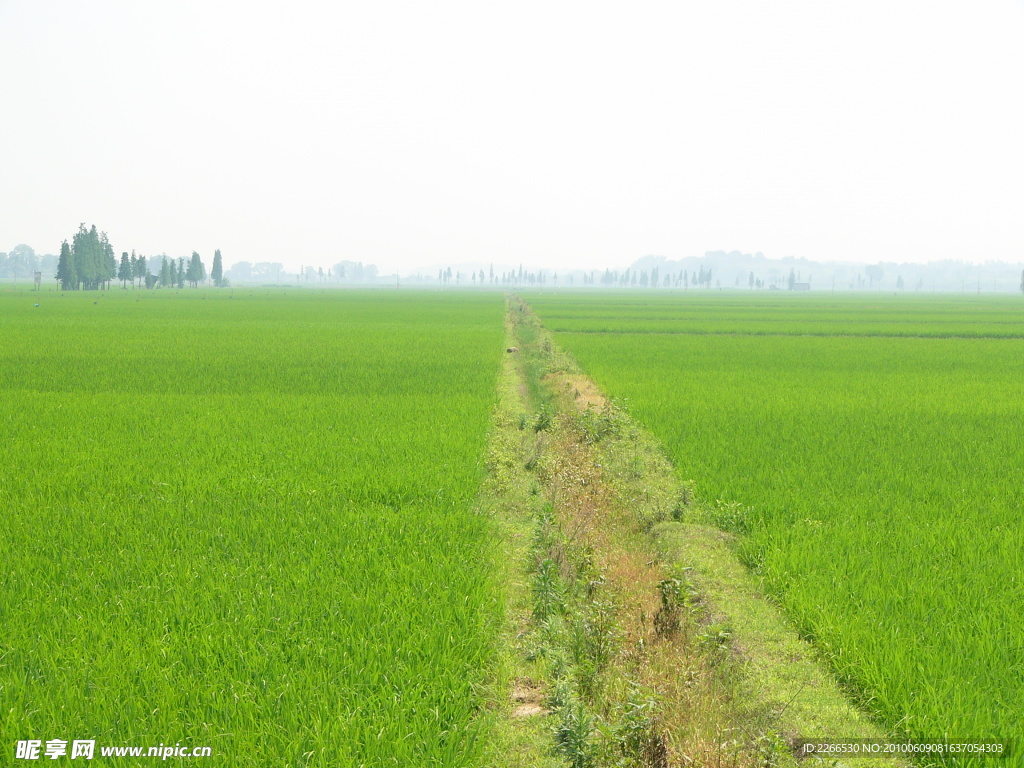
left=100, top=232, right=115, bottom=289
left=56, top=240, right=75, bottom=290
left=117, top=252, right=132, bottom=288
left=186, top=251, right=205, bottom=288
left=211, top=249, right=223, bottom=287
left=135, top=254, right=148, bottom=289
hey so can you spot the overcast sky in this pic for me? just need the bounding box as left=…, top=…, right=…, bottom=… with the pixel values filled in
left=2, top=0, right=1022, bottom=274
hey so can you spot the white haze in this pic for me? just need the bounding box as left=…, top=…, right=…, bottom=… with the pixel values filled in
left=1, top=0, right=1023, bottom=275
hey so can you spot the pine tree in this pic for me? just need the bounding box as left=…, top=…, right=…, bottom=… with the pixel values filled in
left=212, top=249, right=224, bottom=287
left=187, top=251, right=205, bottom=288
left=177, top=258, right=185, bottom=288
left=135, top=254, right=148, bottom=289
left=72, top=225, right=96, bottom=289
left=169, top=258, right=178, bottom=287
left=56, top=240, right=75, bottom=290
left=131, top=252, right=143, bottom=288
left=160, top=256, right=171, bottom=287
left=100, top=232, right=115, bottom=289
left=117, top=252, right=132, bottom=288
left=62, top=223, right=117, bottom=290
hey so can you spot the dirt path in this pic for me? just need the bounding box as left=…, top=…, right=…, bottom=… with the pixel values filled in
left=483, top=297, right=906, bottom=768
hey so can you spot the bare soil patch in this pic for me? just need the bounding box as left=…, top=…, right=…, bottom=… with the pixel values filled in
left=551, top=373, right=608, bottom=410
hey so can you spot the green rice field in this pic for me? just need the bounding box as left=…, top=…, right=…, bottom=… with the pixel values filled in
left=4, top=286, right=1021, bottom=766
left=529, top=292, right=1024, bottom=760
left=0, top=290, right=505, bottom=765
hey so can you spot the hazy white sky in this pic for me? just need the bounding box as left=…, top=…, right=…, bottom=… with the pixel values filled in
left=2, top=0, right=1023, bottom=274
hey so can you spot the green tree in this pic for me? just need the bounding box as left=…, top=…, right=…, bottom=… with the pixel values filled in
left=186, top=251, right=205, bottom=288
left=138, top=254, right=149, bottom=289
left=100, top=232, right=115, bottom=289
left=132, top=251, right=147, bottom=289
left=72, top=224, right=99, bottom=289
left=56, top=240, right=75, bottom=289
left=160, top=255, right=171, bottom=287
left=169, top=258, right=178, bottom=287
left=788, top=268, right=796, bottom=290
left=177, top=257, right=186, bottom=288
left=117, top=252, right=132, bottom=288
left=211, top=249, right=223, bottom=287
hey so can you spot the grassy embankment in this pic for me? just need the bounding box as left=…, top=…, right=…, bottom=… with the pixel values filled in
left=483, top=297, right=898, bottom=768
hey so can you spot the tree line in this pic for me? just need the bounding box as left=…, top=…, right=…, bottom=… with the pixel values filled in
left=55, top=224, right=225, bottom=290
left=445, top=264, right=718, bottom=289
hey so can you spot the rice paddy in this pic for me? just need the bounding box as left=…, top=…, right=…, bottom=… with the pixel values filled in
left=0, top=290, right=505, bottom=766
left=528, top=292, right=1024, bottom=761
left=4, top=286, right=1019, bottom=766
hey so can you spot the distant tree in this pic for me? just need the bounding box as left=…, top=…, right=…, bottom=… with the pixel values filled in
left=62, top=224, right=116, bottom=290
left=788, top=268, right=796, bottom=290
left=56, top=241, right=75, bottom=289
left=865, top=263, right=885, bottom=288
left=177, top=258, right=186, bottom=288
left=211, top=249, right=224, bottom=287
left=100, top=232, right=116, bottom=288
left=749, top=271, right=755, bottom=288
left=698, top=266, right=712, bottom=288
left=186, top=251, right=205, bottom=288
left=8, top=244, right=38, bottom=278
left=160, top=256, right=171, bottom=287
left=133, top=252, right=147, bottom=289
left=896, top=275, right=905, bottom=290
left=72, top=225, right=98, bottom=289
left=168, top=258, right=178, bottom=287
left=117, top=252, right=132, bottom=287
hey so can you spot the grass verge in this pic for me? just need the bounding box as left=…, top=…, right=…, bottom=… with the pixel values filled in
left=483, top=296, right=907, bottom=768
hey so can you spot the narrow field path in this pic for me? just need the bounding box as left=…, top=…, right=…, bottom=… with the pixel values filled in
left=483, top=298, right=905, bottom=768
